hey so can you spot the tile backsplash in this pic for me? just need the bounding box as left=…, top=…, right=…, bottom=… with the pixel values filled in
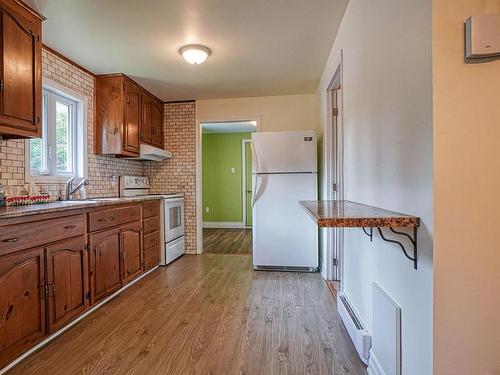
left=0, top=48, right=144, bottom=199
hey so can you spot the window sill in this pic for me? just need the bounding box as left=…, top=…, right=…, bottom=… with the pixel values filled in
left=25, top=174, right=74, bottom=184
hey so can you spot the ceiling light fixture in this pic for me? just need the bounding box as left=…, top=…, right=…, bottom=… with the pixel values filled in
left=180, top=45, right=211, bottom=65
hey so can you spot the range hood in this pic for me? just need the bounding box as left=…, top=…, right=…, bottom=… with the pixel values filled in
left=128, top=144, right=172, bottom=161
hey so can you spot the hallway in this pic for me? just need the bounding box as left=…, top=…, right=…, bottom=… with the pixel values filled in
left=203, top=228, right=252, bottom=254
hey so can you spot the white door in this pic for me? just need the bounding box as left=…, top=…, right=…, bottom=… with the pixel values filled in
left=252, top=131, right=317, bottom=173
left=252, top=173, right=318, bottom=268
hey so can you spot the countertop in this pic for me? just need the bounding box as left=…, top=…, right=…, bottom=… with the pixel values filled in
left=299, top=200, right=420, bottom=228
left=0, top=196, right=164, bottom=220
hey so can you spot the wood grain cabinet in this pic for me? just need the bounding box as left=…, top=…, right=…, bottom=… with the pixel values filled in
left=45, top=236, right=88, bottom=333
left=141, top=93, right=154, bottom=144
left=0, top=0, right=44, bottom=139
left=151, top=99, right=163, bottom=147
left=96, top=74, right=164, bottom=156
left=121, top=222, right=142, bottom=284
left=0, top=247, right=46, bottom=368
left=88, top=228, right=122, bottom=304
left=142, top=201, right=161, bottom=271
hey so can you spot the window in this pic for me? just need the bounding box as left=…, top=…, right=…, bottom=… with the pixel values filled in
left=26, top=81, right=87, bottom=183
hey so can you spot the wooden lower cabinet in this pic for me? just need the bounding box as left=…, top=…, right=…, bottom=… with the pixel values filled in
left=89, top=228, right=122, bottom=304
left=121, top=222, right=142, bottom=284
left=0, top=247, right=46, bottom=368
left=0, top=202, right=162, bottom=367
left=143, top=233, right=161, bottom=271
left=45, top=236, right=88, bottom=333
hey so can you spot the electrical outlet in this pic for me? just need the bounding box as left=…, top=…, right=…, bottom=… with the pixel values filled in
left=205, top=207, right=210, bottom=213
left=230, top=167, right=236, bottom=174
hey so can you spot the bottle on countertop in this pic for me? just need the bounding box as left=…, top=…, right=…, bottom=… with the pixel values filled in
left=0, top=183, right=5, bottom=207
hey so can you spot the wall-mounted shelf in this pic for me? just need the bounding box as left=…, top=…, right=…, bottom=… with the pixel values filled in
left=299, top=200, right=420, bottom=269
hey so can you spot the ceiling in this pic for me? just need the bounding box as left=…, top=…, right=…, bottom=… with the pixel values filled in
left=202, top=121, right=257, bottom=134
left=28, top=0, right=348, bottom=101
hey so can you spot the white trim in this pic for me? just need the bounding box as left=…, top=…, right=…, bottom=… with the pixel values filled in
left=25, top=77, right=88, bottom=185
left=203, top=221, right=245, bottom=229
left=0, top=266, right=159, bottom=375
left=196, top=112, right=261, bottom=254
left=323, top=49, right=345, bottom=282
left=367, top=350, right=386, bottom=375
left=241, top=139, right=252, bottom=227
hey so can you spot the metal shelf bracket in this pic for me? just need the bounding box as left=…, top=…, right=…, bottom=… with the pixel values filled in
left=376, top=227, right=418, bottom=269
left=361, top=227, right=373, bottom=241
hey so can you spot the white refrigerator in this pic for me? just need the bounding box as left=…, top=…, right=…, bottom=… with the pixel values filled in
left=251, top=130, right=318, bottom=271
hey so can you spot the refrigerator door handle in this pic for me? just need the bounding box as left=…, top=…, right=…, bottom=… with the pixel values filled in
left=252, top=174, right=267, bottom=208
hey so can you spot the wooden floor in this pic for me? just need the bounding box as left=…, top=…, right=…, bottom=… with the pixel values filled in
left=203, top=228, right=252, bottom=254
left=7, top=254, right=366, bottom=375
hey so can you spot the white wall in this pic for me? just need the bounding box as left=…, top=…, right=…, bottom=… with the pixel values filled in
left=316, top=0, right=433, bottom=374
left=196, top=94, right=317, bottom=131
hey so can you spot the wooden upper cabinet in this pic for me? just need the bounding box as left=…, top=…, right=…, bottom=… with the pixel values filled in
left=152, top=99, right=163, bottom=148
left=0, top=247, right=46, bottom=368
left=141, top=93, right=153, bottom=144
left=45, top=236, right=88, bottom=333
left=96, top=74, right=141, bottom=157
left=96, top=73, right=164, bottom=156
left=124, top=81, right=141, bottom=154
left=0, top=0, right=44, bottom=139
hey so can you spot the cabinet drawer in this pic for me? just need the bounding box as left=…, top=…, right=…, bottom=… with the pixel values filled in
left=143, top=217, right=160, bottom=235
left=88, top=205, right=141, bottom=232
left=0, top=214, right=85, bottom=255
left=143, top=232, right=160, bottom=251
left=142, top=201, right=160, bottom=219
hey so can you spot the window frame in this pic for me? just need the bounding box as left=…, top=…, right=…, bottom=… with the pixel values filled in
left=25, top=78, right=88, bottom=184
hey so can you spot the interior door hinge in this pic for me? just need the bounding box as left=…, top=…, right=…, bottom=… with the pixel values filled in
left=333, top=258, right=339, bottom=266
left=332, top=183, right=337, bottom=192
left=332, top=108, right=339, bottom=117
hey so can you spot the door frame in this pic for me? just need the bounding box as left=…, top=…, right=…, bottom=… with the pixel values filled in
left=241, top=139, right=252, bottom=227
left=324, top=50, right=345, bottom=282
left=195, top=113, right=261, bottom=253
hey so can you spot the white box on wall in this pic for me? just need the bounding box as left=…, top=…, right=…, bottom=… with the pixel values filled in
left=465, top=13, right=500, bottom=61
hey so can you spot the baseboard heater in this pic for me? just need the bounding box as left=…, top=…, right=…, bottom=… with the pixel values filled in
left=337, top=292, right=372, bottom=365
left=253, top=265, right=317, bottom=272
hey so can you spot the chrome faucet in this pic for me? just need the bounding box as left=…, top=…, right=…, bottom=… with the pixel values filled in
left=66, top=177, right=89, bottom=200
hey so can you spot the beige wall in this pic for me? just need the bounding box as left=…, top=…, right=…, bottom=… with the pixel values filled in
left=196, top=94, right=317, bottom=132
left=433, top=1, right=500, bottom=374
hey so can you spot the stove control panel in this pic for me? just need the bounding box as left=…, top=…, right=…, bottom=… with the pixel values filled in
left=120, top=176, right=150, bottom=192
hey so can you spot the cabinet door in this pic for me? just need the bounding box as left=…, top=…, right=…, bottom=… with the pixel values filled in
left=152, top=100, right=163, bottom=147
left=141, top=93, right=153, bottom=144
left=123, top=83, right=141, bottom=154
left=143, top=232, right=160, bottom=271
left=45, top=236, right=88, bottom=333
left=121, top=222, right=142, bottom=284
left=0, top=6, right=41, bottom=137
left=0, top=247, right=45, bottom=368
left=89, top=228, right=122, bottom=304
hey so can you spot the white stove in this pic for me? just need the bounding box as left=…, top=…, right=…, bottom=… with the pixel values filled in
left=120, top=176, right=185, bottom=265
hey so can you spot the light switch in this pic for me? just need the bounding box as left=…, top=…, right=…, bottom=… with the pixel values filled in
left=205, top=207, right=210, bottom=213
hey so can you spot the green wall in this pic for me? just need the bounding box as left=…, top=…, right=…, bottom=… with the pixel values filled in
left=202, top=132, right=252, bottom=223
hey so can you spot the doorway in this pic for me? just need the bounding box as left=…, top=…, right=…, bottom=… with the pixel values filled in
left=325, top=52, right=344, bottom=285
left=199, top=121, right=257, bottom=254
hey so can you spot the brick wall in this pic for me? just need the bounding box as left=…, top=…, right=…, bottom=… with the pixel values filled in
left=0, top=47, right=144, bottom=198
left=145, top=102, right=197, bottom=254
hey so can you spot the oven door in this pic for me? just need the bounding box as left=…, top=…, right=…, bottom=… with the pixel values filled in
left=164, top=197, right=184, bottom=242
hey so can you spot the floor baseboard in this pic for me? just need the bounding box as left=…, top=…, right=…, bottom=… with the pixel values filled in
left=203, top=221, right=245, bottom=229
